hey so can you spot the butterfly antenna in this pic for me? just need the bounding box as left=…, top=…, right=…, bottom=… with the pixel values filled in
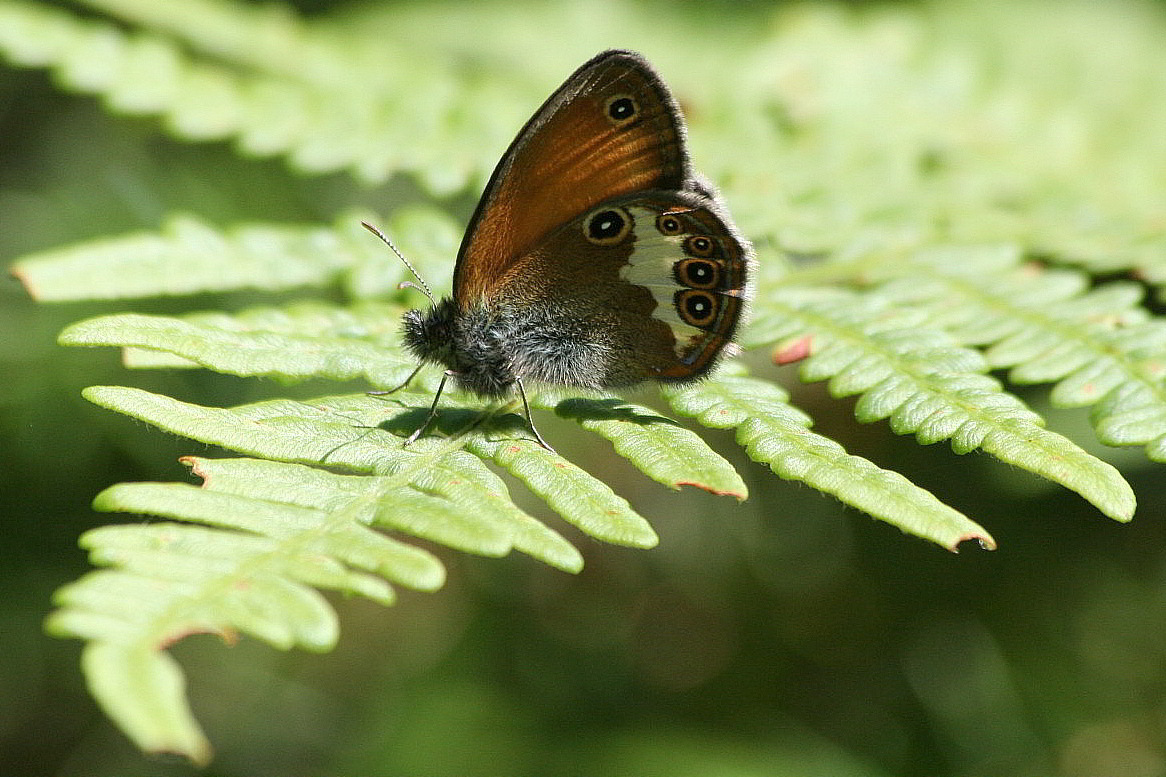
left=361, top=221, right=436, bottom=306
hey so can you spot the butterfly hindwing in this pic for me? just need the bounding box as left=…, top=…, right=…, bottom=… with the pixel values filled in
left=490, top=189, right=752, bottom=386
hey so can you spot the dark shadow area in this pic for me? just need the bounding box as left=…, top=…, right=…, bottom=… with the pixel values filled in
left=554, top=397, right=684, bottom=427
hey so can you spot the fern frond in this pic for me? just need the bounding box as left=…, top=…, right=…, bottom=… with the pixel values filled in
left=872, top=245, right=1166, bottom=463
left=9, top=211, right=453, bottom=301
left=24, top=215, right=1139, bottom=530
left=0, top=0, right=528, bottom=191
left=10, top=0, right=1166, bottom=763
left=60, top=305, right=415, bottom=385
left=58, top=304, right=750, bottom=505
left=79, top=385, right=651, bottom=561
left=663, top=371, right=995, bottom=551
left=45, top=453, right=449, bottom=764
left=11, top=214, right=350, bottom=301
left=748, top=285, right=1135, bottom=521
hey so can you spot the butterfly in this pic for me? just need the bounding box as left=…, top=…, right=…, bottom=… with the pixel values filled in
left=368, top=49, right=753, bottom=451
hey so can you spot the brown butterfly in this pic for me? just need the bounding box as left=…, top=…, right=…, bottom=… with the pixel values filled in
left=368, top=49, right=753, bottom=450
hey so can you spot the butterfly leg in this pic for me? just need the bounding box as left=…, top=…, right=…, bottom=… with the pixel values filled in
left=403, top=369, right=452, bottom=446
left=369, top=363, right=424, bottom=396
left=514, top=377, right=555, bottom=453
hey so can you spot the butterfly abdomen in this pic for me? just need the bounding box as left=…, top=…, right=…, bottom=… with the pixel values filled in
left=503, top=306, right=631, bottom=389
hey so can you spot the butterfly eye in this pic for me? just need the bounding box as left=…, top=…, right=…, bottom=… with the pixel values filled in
left=686, top=235, right=716, bottom=257
left=676, top=258, right=720, bottom=290
left=604, top=94, right=639, bottom=125
left=656, top=213, right=685, bottom=236
left=675, top=289, right=719, bottom=328
left=584, top=207, right=633, bottom=245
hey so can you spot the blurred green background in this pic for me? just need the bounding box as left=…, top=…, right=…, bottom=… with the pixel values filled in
left=3, top=1, right=1166, bottom=775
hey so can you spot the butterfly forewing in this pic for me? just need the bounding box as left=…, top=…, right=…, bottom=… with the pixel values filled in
left=453, top=50, right=690, bottom=305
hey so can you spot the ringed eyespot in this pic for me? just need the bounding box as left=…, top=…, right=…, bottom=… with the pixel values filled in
left=685, top=235, right=715, bottom=257
left=583, top=207, right=633, bottom=245
left=675, top=258, right=720, bottom=290
left=604, top=94, right=638, bottom=124
left=675, top=289, right=719, bottom=327
left=656, top=213, right=685, bottom=236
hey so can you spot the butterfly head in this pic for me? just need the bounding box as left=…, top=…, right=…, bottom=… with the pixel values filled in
left=401, top=298, right=455, bottom=367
